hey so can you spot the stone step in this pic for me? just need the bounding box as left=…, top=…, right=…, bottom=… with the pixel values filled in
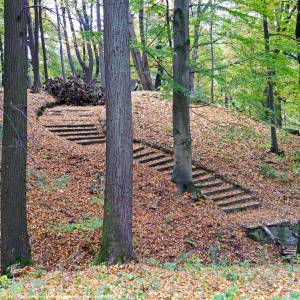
left=133, top=150, right=157, bottom=160
left=149, top=158, right=173, bottom=168
left=48, top=127, right=98, bottom=133
left=194, top=175, right=216, bottom=184
left=203, top=186, right=236, bottom=197
left=57, top=131, right=100, bottom=137
left=77, top=139, right=106, bottom=146
left=192, top=169, right=208, bottom=178
left=67, top=136, right=104, bottom=142
left=45, top=124, right=96, bottom=128
left=210, top=191, right=247, bottom=202
left=133, top=146, right=145, bottom=154
left=198, top=181, right=224, bottom=189
left=139, top=154, right=166, bottom=164
left=216, top=196, right=257, bottom=208
left=222, top=201, right=261, bottom=213
left=158, top=164, right=174, bottom=172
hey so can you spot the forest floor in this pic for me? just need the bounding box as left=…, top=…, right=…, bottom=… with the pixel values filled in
left=0, top=90, right=299, bottom=299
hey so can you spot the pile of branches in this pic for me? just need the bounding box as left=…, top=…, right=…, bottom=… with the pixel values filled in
left=45, top=77, right=105, bottom=106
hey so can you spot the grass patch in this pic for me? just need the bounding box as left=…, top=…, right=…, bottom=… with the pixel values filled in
left=259, top=164, right=289, bottom=184
left=215, top=123, right=264, bottom=143
left=49, top=217, right=103, bottom=233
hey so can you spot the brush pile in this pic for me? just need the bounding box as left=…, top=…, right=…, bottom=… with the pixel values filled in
left=45, top=77, right=105, bottom=106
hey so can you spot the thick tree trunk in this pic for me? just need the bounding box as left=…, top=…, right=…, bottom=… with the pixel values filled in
left=172, top=0, right=197, bottom=200
left=55, top=0, right=65, bottom=80
left=129, top=12, right=154, bottom=91
left=263, top=16, right=280, bottom=155
left=32, top=0, right=41, bottom=93
left=61, top=4, right=77, bottom=78
left=1, top=0, right=31, bottom=273
left=97, top=0, right=135, bottom=264
left=39, top=0, right=48, bottom=81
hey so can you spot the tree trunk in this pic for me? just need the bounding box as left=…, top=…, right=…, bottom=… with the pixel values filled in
left=296, top=0, right=300, bottom=85
left=96, top=0, right=105, bottom=88
left=55, top=0, right=65, bottom=80
left=1, top=0, right=31, bottom=273
left=61, top=4, right=77, bottom=78
left=209, top=0, right=215, bottom=103
left=97, top=0, right=135, bottom=264
left=172, top=0, right=197, bottom=201
left=129, top=12, right=154, bottom=91
left=39, top=0, right=48, bottom=81
left=263, top=16, right=280, bottom=155
left=32, top=0, right=41, bottom=92
left=297, top=220, right=300, bottom=255
left=165, top=0, right=172, bottom=48
left=138, top=1, right=151, bottom=77
left=190, top=0, right=202, bottom=91
left=0, top=34, right=4, bottom=86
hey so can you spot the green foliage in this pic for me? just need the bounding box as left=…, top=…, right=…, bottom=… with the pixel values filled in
left=213, top=286, right=240, bottom=300
left=259, top=164, right=288, bottom=183
left=53, top=174, right=71, bottom=189
left=293, top=151, right=300, bottom=162
left=215, top=123, right=263, bottom=143
left=49, top=217, right=103, bottom=233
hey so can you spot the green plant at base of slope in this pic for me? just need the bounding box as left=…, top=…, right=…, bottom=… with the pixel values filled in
left=259, top=164, right=289, bottom=183
left=53, top=174, right=71, bottom=189
left=49, top=217, right=103, bottom=233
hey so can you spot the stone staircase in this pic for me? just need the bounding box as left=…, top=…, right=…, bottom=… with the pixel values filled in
left=43, top=120, right=262, bottom=214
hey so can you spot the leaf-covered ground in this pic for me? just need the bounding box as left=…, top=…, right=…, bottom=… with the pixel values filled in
left=1, top=263, right=299, bottom=299
left=0, top=90, right=299, bottom=274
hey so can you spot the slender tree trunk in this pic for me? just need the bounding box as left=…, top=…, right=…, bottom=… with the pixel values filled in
left=209, top=0, right=214, bottom=103
left=32, top=0, right=41, bottom=92
left=139, top=1, right=151, bottom=76
left=0, top=34, right=4, bottom=86
left=55, top=0, right=65, bottom=80
left=165, top=0, right=172, bottom=48
left=39, top=0, right=48, bottom=81
left=97, top=0, right=105, bottom=88
left=190, top=0, right=202, bottom=91
left=61, top=4, right=77, bottom=78
left=296, top=0, right=300, bottom=85
left=263, top=16, right=280, bottom=154
left=97, top=0, right=135, bottom=264
left=129, top=12, right=154, bottom=91
left=25, top=0, right=35, bottom=81
left=1, top=0, right=31, bottom=273
left=172, top=0, right=197, bottom=200
left=297, top=220, right=300, bottom=255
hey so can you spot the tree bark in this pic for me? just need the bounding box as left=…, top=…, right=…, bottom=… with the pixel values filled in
left=55, top=0, right=65, bottom=80
left=39, top=0, right=48, bottom=81
left=263, top=15, right=280, bottom=154
left=97, top=0, right=135, bottom=264
left=32, top=0, right=41, bottom=92
left=1, top=0, right=31, bottom=273
left=172, top=0, right=197, bottom=200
